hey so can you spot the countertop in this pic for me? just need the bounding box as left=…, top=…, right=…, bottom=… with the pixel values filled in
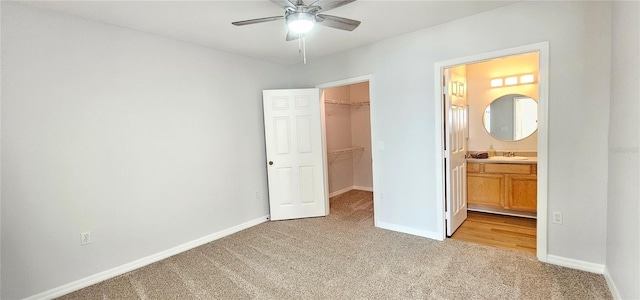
left=466, top=156, right=537, bottom=164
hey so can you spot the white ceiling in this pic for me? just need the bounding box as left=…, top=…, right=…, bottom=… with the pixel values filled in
left=21, top=0, right=519, bottom=65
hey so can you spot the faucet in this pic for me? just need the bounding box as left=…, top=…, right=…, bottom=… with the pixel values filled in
left=504, top=151, right=516, bottom=157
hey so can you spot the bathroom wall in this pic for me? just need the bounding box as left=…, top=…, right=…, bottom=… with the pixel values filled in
left=448, top=65, right=467, bottom=107
left=466, top=53, right=539, bottom=152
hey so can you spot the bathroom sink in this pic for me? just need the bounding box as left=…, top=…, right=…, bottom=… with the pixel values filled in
left=488, top=156, right=529, bottom=161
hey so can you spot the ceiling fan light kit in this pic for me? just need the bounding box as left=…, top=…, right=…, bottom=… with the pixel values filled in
left=286, top=12, right=315, bottom=34
left=232, top=0, right=361, bottom=64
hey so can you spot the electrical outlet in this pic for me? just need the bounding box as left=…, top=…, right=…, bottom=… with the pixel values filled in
left=81, top=231, right=91, bottom=245
left=255, top=191, right=259, bottom=199
left=552, top=212, right=563, bottom=224
left=380, top=192, right=384, bottom=200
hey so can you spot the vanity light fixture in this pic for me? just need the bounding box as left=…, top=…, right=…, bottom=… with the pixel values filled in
left=490, top=73, right=536, bottom=88
left=520, top=74, right=535, bottom=84
left=504, top=76, right=518, bottom=85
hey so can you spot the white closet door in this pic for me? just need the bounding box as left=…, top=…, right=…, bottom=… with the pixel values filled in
left=263, top=89, right=327, bottom=221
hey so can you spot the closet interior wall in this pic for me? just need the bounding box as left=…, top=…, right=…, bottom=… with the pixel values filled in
left=324, top=82, right=373, bottom=197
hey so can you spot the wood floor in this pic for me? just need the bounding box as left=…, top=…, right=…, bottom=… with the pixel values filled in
left=450, top=211, right=537, bottom=255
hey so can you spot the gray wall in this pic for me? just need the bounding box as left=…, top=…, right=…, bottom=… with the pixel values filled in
left=3, top=1, right=638, bottom=299
left=289, top=1, right=611, bottom=263
left=1, top=3, right=288, bottom=299
left=606, top=1, right=640, bottom=299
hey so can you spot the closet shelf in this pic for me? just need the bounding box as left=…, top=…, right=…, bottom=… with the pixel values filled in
left=328, top=146, right=365, bottom=165
left=325, top=99, right=370, bottom=116
left=328, top=146, right=364, bottom=155
left=325, top=99, right=351, bottom=105
left=324, top=99, right=370, bottom=106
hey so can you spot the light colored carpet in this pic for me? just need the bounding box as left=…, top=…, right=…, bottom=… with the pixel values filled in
left=58, top=190, right=611, bottom=299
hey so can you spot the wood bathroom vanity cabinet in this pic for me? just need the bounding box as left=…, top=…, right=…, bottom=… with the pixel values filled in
left=466, top=158, right=537, bottom=216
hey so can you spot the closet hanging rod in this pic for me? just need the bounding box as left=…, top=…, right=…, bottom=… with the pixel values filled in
left=324, top=99, right=351, bottom=105
left=324, top=98, right=370, bottom=105
left=328, top=146, right=365, bottom=156
left=324, top=99, right=370, bottom=115
left=328, top=146, right=365, bottom=165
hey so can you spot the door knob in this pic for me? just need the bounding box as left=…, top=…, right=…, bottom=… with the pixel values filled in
left=268, top=161, right=273, bottom=165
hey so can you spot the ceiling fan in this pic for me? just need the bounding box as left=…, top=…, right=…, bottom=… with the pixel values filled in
left=232, top=0, right=361, bottom=40
left=232, top=0, right=361, bottom=63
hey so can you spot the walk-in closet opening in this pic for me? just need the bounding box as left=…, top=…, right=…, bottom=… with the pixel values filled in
left=321, top=81, right=374, bottom=219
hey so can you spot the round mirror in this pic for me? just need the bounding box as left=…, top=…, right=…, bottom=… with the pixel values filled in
left=483, top=94, right=538, bottom=141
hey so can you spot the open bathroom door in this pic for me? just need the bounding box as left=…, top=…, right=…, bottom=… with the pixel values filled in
left=444, top=68, right=468, bottom=236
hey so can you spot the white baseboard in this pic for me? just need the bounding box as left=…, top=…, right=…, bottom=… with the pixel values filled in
left=25, top=215, right=270, bottom=300
left=352, top=185, right=373, bottom=192
left=328, top=185, right=374, bottom=198
left=376, top=221, right=443, bottom=241
left=546, top=255, right=605, bottom=274
left=603, top=266, right=622, bottom=300
left=328, top=186, right=354, bottom=198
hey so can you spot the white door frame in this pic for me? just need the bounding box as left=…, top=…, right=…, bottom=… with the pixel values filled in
left=316, top=75, right=377, bottom=225
left=433, top=42, right=550, bottom=262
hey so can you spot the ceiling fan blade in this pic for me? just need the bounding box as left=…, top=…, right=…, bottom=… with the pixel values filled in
left=270, top=0, right=297, bottom=9
left=310, top=0, right=356, bottom=12
left=232, top=16, right=284, bottom=26
left=286, top=31, right=301, bottom=41
left=316, top=14, right=361, bottom=31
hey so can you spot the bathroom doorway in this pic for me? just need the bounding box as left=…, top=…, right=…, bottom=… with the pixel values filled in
left=446, top=53, right=539, bottom=253
left=434, top=42, right=549, bottom=260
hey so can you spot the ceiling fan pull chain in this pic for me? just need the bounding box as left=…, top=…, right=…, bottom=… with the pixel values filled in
left=302, top=35, right=307, bottom=64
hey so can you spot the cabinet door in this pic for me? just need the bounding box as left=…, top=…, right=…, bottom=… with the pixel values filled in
left=467, top=173, right=504, bottom=208
left=505, top=175, right=537, bottom=211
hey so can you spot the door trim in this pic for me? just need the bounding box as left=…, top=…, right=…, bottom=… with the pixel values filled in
left=316, top=75, right=377, bottom=225
left=433, top=42, right=550, bottom=262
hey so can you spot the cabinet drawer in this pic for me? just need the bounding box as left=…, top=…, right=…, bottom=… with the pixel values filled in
left=467, top=163, right=480, bottom=173
left=484, top=163, right=531, bottom=174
